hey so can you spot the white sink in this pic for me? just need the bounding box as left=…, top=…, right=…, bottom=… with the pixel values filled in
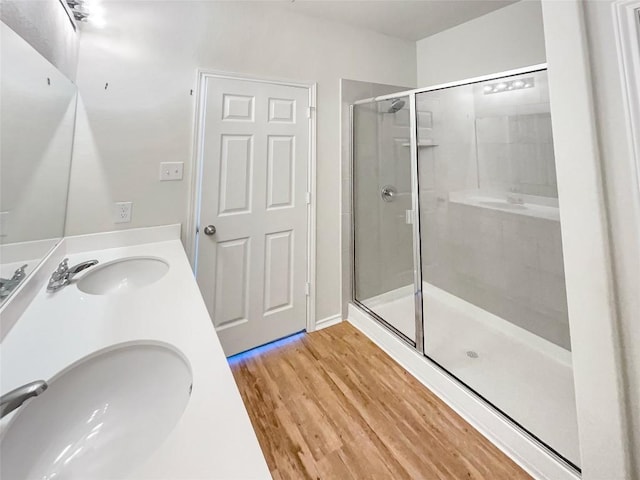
left=77, top=257, right=169, bottom=295
left=0, top=343, right=192, bottom=480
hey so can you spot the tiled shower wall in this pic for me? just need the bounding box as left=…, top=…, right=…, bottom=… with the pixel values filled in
left=417, top=85, right=479, bottom=270
left=424, top=204, right=569, bottom=349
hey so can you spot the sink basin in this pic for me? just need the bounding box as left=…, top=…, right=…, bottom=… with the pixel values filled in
left=1, top=343, right=192, bottom=480
left=479, top=200, right=527, bottom=210
left=77, top=257, right=169, bottom=295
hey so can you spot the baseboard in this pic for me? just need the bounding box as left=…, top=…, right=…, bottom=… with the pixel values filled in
left=314, top=314, right=343, bottom=331
left=348, top=303, right=580, bottom=480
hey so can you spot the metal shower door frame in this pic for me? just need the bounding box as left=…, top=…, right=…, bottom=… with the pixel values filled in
left=408, top=92, right=425, bottom=354
left=349, top=94, right=425, bottom=353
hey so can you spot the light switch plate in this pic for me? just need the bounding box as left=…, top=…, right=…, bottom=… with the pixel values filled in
left=113, top=202, right=132, bottom=223
left=159, top=162, right=184, bottom=181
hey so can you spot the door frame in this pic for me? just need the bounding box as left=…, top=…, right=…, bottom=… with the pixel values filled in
left=186, top=70, right=318, bottom=333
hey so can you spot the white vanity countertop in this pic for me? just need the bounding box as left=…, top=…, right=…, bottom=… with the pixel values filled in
left=0, top=231, right=271, bottom=479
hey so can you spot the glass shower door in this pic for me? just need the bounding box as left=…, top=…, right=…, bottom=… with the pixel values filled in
left=352, top=95, right=420, bottom=345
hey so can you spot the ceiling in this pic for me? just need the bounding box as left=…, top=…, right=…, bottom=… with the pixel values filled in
left=275, top=0, right=518, bottom=41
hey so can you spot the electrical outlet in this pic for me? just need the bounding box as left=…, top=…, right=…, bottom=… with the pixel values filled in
left=159, top=162, right=184, bottom=181
left=113, top=202, right=132, bottom=223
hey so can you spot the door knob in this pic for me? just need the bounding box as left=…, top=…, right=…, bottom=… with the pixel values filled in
left=203, top=225, right=216, bottom=236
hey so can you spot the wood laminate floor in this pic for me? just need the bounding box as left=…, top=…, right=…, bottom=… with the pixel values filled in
left=230, top=322, right=532, bottom=480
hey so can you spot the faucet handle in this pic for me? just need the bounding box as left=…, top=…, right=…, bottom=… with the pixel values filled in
left=11, top=265, right=28, bottom=281
left=56, top=258, right=69, bottom=273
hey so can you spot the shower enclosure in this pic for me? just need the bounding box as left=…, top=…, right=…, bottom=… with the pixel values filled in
left=351, top=66, right=579, bottom=471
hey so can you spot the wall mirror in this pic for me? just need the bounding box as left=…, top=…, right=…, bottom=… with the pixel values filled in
left=474, top=70, right=557, bottom=199
left=0, top=22, right=77, bottom=306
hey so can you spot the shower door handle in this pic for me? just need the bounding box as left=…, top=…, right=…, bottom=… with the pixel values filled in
left=405, top=210, right=415, bottom=225
left=381, top=185, right=397, bottom=202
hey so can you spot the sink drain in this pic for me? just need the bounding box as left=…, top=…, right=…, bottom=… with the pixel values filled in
left=466, top=350, right=479, bottom=359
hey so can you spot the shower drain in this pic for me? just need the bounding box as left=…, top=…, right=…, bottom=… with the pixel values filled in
left=466, top=350, right=479, bottom=359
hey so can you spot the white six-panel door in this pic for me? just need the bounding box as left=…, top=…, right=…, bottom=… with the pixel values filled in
left=196, top=76, right=310, bottom=356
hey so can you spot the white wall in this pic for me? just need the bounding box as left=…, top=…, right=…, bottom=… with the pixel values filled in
left=0, top=0, right=78, bottom=81
left=541, top=0, right=634, bottom=478
left=582, top=0, right=640, bottom=476
left=416, top=0, right=546, bottom=86
left=66, top=1, right=416, bottom=323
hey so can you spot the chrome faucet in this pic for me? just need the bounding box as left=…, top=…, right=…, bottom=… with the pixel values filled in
left=47, top=258, right=98, bottom=292
left=0, top=264, right=28, bottom=299
left=0, top=380, right=48, bottom=418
